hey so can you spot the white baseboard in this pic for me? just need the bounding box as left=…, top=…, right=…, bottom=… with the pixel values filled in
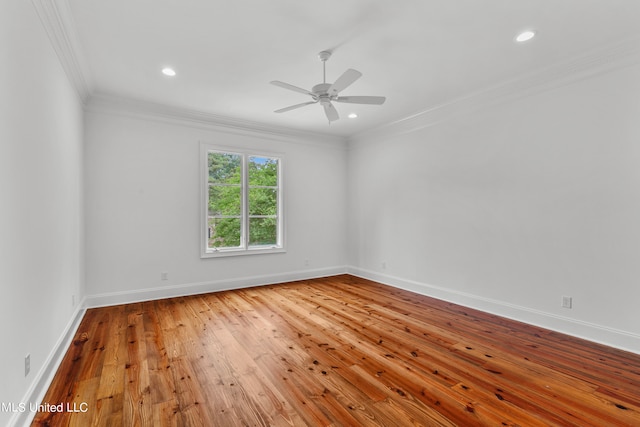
left=347, top=266, right=640, bottom=355
left=84, top=266, right=348, bottom=308
left=15, top=265, right=636, bottom=427
left=10, top=303, right=87, bottom=427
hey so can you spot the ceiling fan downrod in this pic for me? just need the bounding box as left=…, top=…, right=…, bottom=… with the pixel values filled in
left=318, top=50, right=332, bottom=84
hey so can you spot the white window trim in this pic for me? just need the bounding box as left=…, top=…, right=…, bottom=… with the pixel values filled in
left=200, top=142, right=285, bottom=258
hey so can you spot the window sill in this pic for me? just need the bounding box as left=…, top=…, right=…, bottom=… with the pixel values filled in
left=201, top=247, right=286, bottom=259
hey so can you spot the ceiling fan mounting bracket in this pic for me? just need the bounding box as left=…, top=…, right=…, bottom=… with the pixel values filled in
left=318, top=50, right=332, bottom=62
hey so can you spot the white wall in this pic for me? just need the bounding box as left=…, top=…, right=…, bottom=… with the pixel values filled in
left=2, top=6, right=639, bottom=425
left=0, top=1, right=85, bottom=426
left=83, top=106, right=348, bottom=305
left=348, top=63, right=640, bottom=353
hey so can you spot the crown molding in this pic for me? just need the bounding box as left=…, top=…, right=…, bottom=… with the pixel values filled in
left=86, top=93, right=348, bottom=148
left=349, top=36, right=640, bottom=148
left=30, top=0, right=344, bottom=147
left=31, top=0, right=93, bottom=103
left=31, top=0, right=640, bottom=147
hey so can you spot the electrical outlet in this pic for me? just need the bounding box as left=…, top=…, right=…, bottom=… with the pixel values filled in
left=25, top=354, right=30, bottom=377
left=161, top=272, right=168, bottom=280
left=304, top=259, right=309, bottom=266
left=562, top=296, right=572, bottom=309
left=72, top=294, right=76, bottom=307
left=381, top=261, right=387, bottom=270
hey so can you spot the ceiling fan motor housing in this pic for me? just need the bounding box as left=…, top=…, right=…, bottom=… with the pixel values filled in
left=312, top=83, right=333, bottom=104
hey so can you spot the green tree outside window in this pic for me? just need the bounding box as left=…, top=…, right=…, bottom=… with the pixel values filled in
left=207, top=152, right=280, bottom=250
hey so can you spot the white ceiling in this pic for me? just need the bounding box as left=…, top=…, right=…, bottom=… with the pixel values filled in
left=64, top=0, right=640, bottom=138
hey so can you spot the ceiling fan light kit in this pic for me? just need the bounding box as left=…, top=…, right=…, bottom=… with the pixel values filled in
left=271, top=50, right=386, bottom=123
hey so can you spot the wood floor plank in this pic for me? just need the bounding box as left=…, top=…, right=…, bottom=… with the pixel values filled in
left=32, top=275, right=640, bottom=426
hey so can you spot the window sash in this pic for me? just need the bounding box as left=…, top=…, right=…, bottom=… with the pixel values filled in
left=202, top=145, right=284, bottom=257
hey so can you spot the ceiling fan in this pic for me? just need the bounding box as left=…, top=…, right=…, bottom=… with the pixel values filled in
left=270, top=51, right=386, bottom=122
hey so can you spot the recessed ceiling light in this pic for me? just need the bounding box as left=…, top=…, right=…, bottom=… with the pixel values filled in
left=348, top=113, right=358, bottom=119
left=161, top=67, right=176, bottom=77
left=515, top=30, right=536, bottom=43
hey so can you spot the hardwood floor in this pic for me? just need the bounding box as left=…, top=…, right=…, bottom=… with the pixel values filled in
left=32, top=275, right=640, bottom=426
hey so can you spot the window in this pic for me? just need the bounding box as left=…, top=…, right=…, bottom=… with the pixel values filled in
left=201, top=144, right=284, bottom=257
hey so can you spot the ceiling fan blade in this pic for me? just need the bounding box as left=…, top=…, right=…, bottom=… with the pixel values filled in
left=270, top=80, right=313, bottom=96
left=335, top=96, right=386, bottom=105
left=274, top=100, right=317, bottom=113
left=329, top=69, right=362, bottom=95
left=323, top=102, right=339, bottom=122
